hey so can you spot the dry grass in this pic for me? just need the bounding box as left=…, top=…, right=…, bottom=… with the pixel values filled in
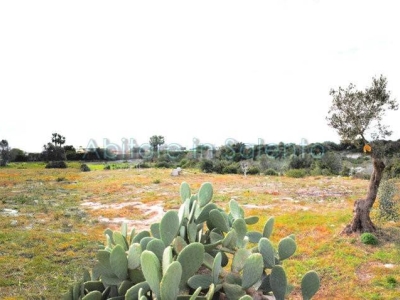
left=0, top=165, right=399, bottom=299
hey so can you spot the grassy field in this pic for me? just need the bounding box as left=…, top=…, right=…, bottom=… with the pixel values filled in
left=0, top=163, right=399, bottom=299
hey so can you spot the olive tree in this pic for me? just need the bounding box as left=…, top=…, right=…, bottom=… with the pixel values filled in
left=327, top=75, right=398, bottom=233
left=149, top=135, right=165, bottom=152
left=0, top=139, right=11, bottom=166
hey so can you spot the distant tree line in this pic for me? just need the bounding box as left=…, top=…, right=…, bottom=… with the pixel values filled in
left=2, top=138, right=400, bottom=164
left=2, top=133, right=400, bottom=180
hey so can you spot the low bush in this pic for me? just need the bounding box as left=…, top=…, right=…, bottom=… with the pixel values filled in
left=264, top=168, right=279, bottom=176
left=386, top=276, right=398, bottom=288
left=45, top=161, right=67, bottom=169
left=285, top=169, right=307, bottom=178
left=200, top=159, right=214, bottom=173
left=199, top=160, right=240, bottom=174
left=289, top=154, right=313, bottom=169
left=377, top=179, right=399, bottom=221
left=80, top=164, right=91, bottom=172
left=340, top=166, right=351, bottom=176
left=258, top=155, right=289, bottom=173
left=179, top=158, right=198, bottom=169
left=155, top=161, right=172, bottom=168
left=310, top=167, right=331, bottom=176
left=318, top=152, right=343, bottom=175
left=137, top=162, right=151, bottom=169
left=246, top=166, right=260, bottom=175
left=210, top=160, right=224, bottom=174
left=384, top=158, right=400, bottom=179
left=222, top=162, right=239, bottom=174
left=360, top=233, right=378, bottom=245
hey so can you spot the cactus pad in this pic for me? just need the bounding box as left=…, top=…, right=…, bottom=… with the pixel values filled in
left=301, top=271, right=320, bottom=300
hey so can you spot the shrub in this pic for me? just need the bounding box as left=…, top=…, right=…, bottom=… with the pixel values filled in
left=65, top=182, right=320, bottom=300
left=264, top=168, right=279, bottom=176
left=392, top=163, right=400, bottom=178
left=155, top=161, right=172, bottom=168
left=385, top=159, right=400, bottom=178
left=310, top=166, right=322, bottom=176
left=377, top=179, right=399, bottom=221
left=247, top=166, right=260, bottom=175
left=341, top=166, right=351, bottom=176
left=289, top=154, right=313, bottom=169
left=45, top=161, right=67, bottom=168
left=80, top=164, right=91, bottom=172
left=258, top=154, right=270, bottom=171
left=386, top=276, right=397, bottom=288
left=222, top=162, right=239, bottom=174
left=258, top=155, right=289, bottom=173
left=199, top=160, right=240, bottom=174
left=285, top=169, right=307, bottom=178
left=211, top=160, right=224, bottom=174
left=179, top=158, right=198, bottom=169
left=310, top=167, right=331, bottom=176
left=360, top=232, right=378, bottom=245
left=199, top=159, right=214, bottom=173
left=136, top=162, right=150, bottom=169
left=318, top=152, right=343, bottom=175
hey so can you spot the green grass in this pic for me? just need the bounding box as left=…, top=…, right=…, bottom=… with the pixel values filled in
left=0, top=163, right=399, bottom=299
left=86, top=163, right=107, bottom=171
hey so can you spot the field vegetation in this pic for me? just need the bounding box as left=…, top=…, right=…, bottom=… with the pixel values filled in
left=0, top=163, right=399, bottom=299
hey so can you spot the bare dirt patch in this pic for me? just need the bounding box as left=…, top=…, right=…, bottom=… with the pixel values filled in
left=78, top=174, right=363, bottom=231
left=81, top=200, right=165, bottom=231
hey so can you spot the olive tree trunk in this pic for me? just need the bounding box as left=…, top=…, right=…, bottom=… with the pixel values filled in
left=342, top=157, right=385, bottom=234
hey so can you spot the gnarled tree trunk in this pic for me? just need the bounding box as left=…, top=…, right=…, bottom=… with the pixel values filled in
left=342, top=157, right=385, bottom=234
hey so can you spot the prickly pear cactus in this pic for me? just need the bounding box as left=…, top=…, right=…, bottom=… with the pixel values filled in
left=64, top=181, right=320, bottom=300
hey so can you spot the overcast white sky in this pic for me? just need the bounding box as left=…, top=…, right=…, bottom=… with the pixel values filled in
left=1, top=0, right=400, bottom=153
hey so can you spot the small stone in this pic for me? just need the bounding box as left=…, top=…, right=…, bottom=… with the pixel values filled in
left=2, top=208, right=19, bottom=217
left=281, top=197, right=294, bottom=201
left=384, top=264, right=395, bottom=269
left=33, top=200, right=39, bottom=205
left=171, top=169, right=180, bottom=176
left=10, top=220, right=18, bottom=226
